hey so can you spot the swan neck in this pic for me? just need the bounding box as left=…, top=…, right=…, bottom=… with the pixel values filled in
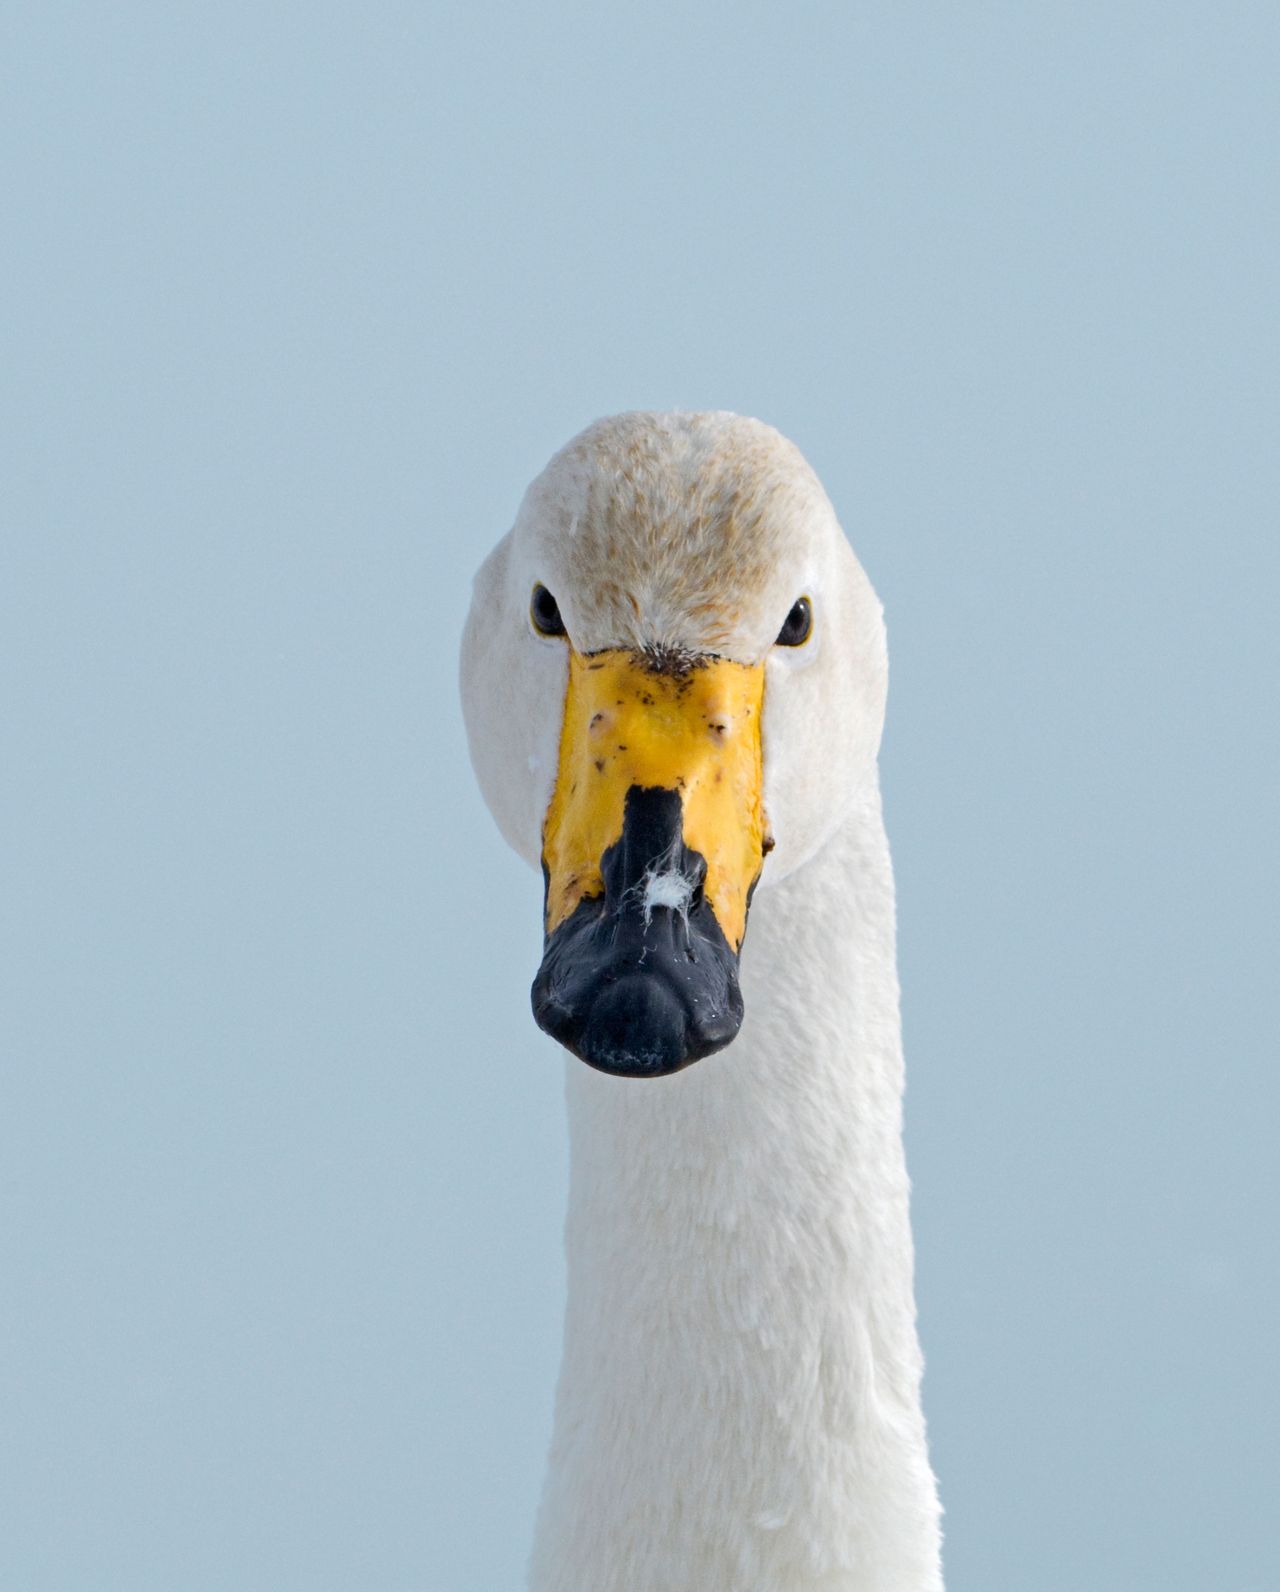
left=531, top=788, right=943, bottom=1591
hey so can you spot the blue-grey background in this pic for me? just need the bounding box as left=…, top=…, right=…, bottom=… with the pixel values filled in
left=2, top=4, right=1276, bottom=1589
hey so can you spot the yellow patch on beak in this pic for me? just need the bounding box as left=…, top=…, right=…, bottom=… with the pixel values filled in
left=542, top=650, right=767, bottom=951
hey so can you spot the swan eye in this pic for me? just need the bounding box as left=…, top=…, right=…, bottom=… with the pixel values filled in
left=531, top=584, right=567, bottom=638
left=775, top=596, right=813, bottom=647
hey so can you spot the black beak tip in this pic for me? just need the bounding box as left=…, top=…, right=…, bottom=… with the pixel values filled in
left=532, top=785, right=750, bottom=1079
left=576, top=974, right=692, bottom=1078
left=532, top=967, right=743, bottom=1079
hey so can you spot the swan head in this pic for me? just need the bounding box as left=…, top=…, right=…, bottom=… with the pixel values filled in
left=461, top=411, right=886, bottom=1078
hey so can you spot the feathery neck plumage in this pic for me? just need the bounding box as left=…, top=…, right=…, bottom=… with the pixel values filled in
left=529, top=783, right=943, bottom=1592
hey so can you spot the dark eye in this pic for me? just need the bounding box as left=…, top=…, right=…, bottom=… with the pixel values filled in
left=531, top=583, right=567, bottom=637
left=775, top=596, right=813, bottom=647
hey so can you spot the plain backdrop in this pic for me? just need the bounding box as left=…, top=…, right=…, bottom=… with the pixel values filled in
left=2, top=4, right=1276, bottom=1589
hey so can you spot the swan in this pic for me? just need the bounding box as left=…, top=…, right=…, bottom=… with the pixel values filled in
left=460, top=411, right=943, bottom=1592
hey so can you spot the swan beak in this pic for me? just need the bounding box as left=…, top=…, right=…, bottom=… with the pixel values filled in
left=532, top=649, right=767, bottom=1078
